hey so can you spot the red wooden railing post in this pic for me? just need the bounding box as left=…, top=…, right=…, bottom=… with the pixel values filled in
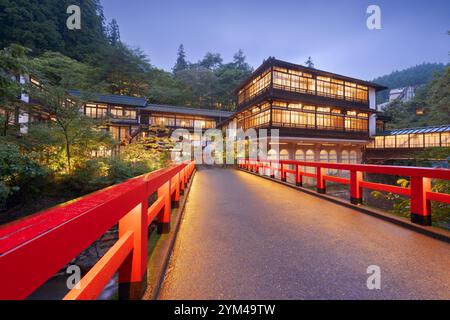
left=270, top=161, right=274, bottom=178
left=118, top=200, right=148, bottom=300
left=316, top=166, right=326, bottom=193
left=350, top=170, right=363, bottom=205
left=171, top=173, right=181, bottom=208
left=180, top=168, right=185, bottom=195
left=410, top=176, right=432, bottom=226
left=157, top=181, right=171, bottom=234
left=281, top=162, right=286, bottom=182
left=296, top=164, right=302, bottom=187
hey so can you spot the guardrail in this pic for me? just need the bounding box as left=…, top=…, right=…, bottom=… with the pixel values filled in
left=238, top=159, right=450, bottom=226
left=0, top=161, right=195, bottom=300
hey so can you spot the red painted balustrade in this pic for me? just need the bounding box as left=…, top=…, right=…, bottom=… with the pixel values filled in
left=0, top=161, right=195, bottom=300
left=238, top=159, right=450, bottom=226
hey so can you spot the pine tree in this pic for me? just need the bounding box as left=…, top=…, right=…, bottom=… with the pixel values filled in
left=305, top=56, right=314, bottom=68
left=173, top=44, right=188, bottom=74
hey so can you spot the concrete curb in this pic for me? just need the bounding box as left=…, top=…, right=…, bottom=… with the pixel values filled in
left=237, top=168, right=450, bottom=244
left=141, top=168, right=197, bottom=300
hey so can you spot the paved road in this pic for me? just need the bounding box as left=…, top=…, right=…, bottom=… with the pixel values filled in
left=159, top=167, right=450, bottom=300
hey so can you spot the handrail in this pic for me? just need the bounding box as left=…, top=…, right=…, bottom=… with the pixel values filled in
left=0, top=161, right=195, bottom=300
left=238, top=158, right=450, bottom=226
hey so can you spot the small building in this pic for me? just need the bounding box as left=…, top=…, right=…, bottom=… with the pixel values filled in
left=389, top=86, right=415, bottom=102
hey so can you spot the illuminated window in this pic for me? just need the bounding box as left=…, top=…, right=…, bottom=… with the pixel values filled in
left=410, top=134, right=424, bottom=148
left=441, top=132, right=450, bottom=147
left=328, top=150, right=338, bottom=174
left=295, top=149, right=305, bottom=161
left=341, top=150, right=350, bottom=163
left=424, top=133, right=440, bottom=147
left=280, top=149, right=289, bottom=160
left=268, top=149, right=278, bottom=160
left=349, top=151, right=358, bottom=163
left=375, top=136, right=384, bottom=148
left=305, top=149, right=315, bottom=162
left=320, top=150, right=328, bottom=162
left=396, top=135, right=408, bottom=148
left=384, top=136, right=396, bottom=148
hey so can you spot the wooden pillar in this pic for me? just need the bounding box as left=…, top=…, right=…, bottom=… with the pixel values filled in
left=410, top=177, right=432, bottom=226
left=350, top=170, right=363, bottom=204
left=157, top=181, right=171, bottom=234
left=118, top=200, right=148, bottom=300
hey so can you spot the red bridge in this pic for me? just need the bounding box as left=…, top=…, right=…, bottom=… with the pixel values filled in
left=1, top=160, right=449, bottom=300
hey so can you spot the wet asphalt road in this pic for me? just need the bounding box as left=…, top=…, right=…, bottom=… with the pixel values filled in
left=159, top=167, right=450, bottom=300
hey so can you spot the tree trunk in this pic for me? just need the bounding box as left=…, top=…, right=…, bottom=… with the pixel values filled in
left=2, top=111, right=10, bottom=136
left=64, top=132, right=71, bottom=173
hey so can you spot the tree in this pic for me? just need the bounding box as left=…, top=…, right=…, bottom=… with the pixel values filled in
left=0, top=0, right=109, bottom=62
left=199, top=52, right=223, bottom=70
left=305, top=56, right=314, bottom=68
left=147, top=68, right=191, bottom=106
left=373, top=63, right=447, bottom=104
left=107, top=19, right=121, bottom=46
left=233, top=49, right=252, bottom=73
left=0, top=44, right=28, bottom=137
left=27, top=53, right=114, bottom=173
left=427, top=67, right=450, bottom=125
left=383, top=66, right=450, bottom=128
left=176, top=65, right=218, bottom=107
left=173, top=44, right=188, bottom=74
left=93, top=43, right=152, bottom=96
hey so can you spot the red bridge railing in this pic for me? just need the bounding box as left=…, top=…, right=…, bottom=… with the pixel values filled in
left=238, top=159, right=450, bottom=226
left=0, top=161, right=195, bottom=300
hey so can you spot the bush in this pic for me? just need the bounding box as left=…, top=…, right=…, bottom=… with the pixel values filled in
left=0, top=144, right=48, bottom=210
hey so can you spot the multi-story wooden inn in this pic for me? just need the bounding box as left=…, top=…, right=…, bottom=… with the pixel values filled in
left=221, top=57, right=387, bottom=163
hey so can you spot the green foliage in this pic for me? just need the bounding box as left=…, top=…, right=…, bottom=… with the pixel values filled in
left=305, top=56, right=314, bottom=68
left=0, top=0, right=108, bottom=61
left=373, top=62, right=447, bottom=104
left=91, top=42, right=152, bottom=96
left=0, top=144, right=48, bottom=206
left=173, top=44, right=188, bottom=74
left=427, top=67, right=450, bottom=124
left=0, top=44, right=29, bottom=136
left=106, top=19, right=121, bottom=46
left=383, top=66, right=450, bottom=128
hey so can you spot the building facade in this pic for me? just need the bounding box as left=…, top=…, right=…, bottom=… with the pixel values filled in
left=68, top=91, right=233, bottom=145
left=221, top=57, right=387, bottom=163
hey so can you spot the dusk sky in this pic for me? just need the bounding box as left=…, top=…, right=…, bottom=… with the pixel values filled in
left=101, top=0, right=449, bottom=80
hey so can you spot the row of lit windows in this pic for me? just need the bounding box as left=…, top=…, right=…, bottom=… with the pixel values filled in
left=268, top=149, right=359, bottom=163
left=367, top=132, right=450, bottom=148
left=149, top=115, right=216, bottom=129
left=235, top=101, right=369, bottom=132
left=272, top=70, right=315, bottom=95
left=270, top=109, right=368, bottom=132
left=238, top=67, right=370, bottom=106
left=237, top=110, right=270, bottom=131
left=237, top=69, right=271, bottom=105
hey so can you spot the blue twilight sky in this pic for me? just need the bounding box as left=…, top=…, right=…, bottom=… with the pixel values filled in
left=100, top=0, right=450, bottom=80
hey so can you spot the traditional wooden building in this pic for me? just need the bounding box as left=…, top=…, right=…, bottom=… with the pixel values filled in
left=68, top=90, right=233, bottom=144
left=221, top=57, right=387, bottom=163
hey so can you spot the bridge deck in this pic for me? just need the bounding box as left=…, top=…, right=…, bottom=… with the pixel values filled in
left=159, top=167, right=450, bottom=299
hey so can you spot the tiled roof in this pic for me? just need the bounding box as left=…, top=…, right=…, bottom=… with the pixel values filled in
left=144, top=104, right=234, bottom=118
left=377, top=124, right=450, bottom=136
left=67, top=90, right=147, bottom=107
